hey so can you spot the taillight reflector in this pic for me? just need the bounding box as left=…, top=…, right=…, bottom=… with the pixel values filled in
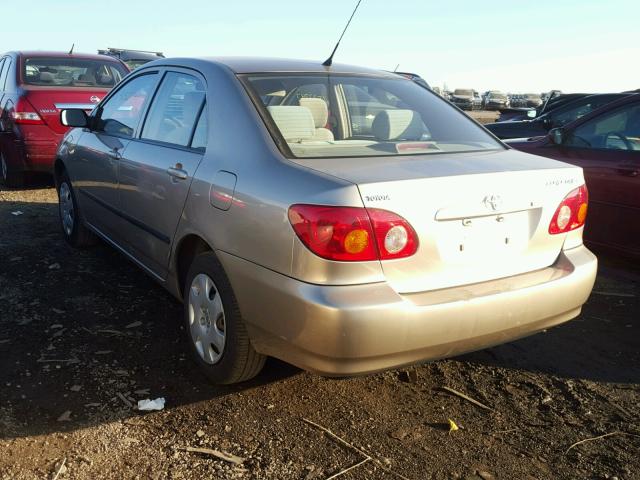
left=549, top=185, right=588, bottom=234
left=288, top=204, right=419, bottom=262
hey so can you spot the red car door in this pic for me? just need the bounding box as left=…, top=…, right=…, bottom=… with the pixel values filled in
left=539, top=101, right=640, bottom=257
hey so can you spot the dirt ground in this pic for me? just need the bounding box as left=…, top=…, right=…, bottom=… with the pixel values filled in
left=0, top=181, right=639, bottom=480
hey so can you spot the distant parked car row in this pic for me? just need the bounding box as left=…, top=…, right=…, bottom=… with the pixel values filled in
left=450, top=89, right=482, bottom=110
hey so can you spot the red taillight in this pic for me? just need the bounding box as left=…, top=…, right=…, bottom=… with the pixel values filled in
left=11, top=97, right=44, bottom=125
left=288, top=204, right=419, bottom=262
left=549, top=185, right=589, bottom=235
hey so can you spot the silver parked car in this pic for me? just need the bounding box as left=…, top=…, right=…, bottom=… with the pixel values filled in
left=55, top=57, right=597, bottom=384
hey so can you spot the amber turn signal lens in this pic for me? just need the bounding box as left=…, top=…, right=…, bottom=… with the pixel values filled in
left=577, top=203, right=588, bottom=224
left=344, top=229, right=369, bottom=254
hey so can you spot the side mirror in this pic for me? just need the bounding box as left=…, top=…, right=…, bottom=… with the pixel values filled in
left=60, top=109, right=88, bottom=128
left=550, top=127, right=564, bottom=145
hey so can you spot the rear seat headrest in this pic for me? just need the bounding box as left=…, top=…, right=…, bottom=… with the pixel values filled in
left=299, top=98, right=329, bottom=128
left=38, top=71, right=55, bottom=83
left=267, top=106, right=315, bottom=142
left=372, top=109, right=424, bottom=141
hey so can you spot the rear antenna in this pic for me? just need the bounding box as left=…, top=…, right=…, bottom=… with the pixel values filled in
left=322, top=0, right=363, bottom=67
left=393, top=63, right=400, bottom=72
left=69, top=43, right=75, bottom=55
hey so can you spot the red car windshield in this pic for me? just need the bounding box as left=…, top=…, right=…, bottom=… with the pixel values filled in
left=22, top=57, right=128, bottom=88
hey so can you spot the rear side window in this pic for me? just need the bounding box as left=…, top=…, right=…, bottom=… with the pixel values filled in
left=141, top=72, right=205, bottom=147
left=97, top=73, right=158, bottom=138
left=22, top=57, right=127, bottom=87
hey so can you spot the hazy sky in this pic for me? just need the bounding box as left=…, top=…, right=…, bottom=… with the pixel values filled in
left=2, top=0, right=638, bottom=93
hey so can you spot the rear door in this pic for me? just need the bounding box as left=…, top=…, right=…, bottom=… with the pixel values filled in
left=116, top=69, right=207, bottom=277
left=542, top=100, right=640, bottom=256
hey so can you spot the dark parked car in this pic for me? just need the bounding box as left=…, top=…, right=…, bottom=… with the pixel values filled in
left=0, top=51, right=128, bottom=186
left=486, top=93, right=630, bottom=139
left=523, top=93, right=543, bottom=108
left=98, top=48, right=164, bottom=70
left=450, top=88, right=475, bottom=110
left=497, top=93, right=591, bottom=123
left=508, top=94, right=640, bottom=258
left=483, top=91, right=509, bottom=110
left=472, top=91, right=482, bottom=110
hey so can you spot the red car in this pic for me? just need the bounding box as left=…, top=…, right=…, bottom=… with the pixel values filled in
left=508, top=93, right=640, bottom=258
left=0, top=51, right=129, bottom=186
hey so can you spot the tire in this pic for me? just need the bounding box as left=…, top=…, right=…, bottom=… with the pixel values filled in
left=56, top=170, right=97, bottom=248
left=183, top=252, right=266, bottom=384
left=0, top=151, right=24, bottom=188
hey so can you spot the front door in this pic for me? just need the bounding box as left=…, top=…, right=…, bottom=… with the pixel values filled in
left=71, top=72, right=159, bottom=240
left=117, top=70, right=208, bottom=277
left=544, top=101, right=640, bottom=256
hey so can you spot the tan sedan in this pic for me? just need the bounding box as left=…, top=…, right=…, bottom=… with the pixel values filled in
left=55, top=57, right=597, bottom=384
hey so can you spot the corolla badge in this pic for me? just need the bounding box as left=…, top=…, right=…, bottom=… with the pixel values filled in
left=483, top=194, right=503, bottom=211
left=90, top=96, right=101, bottom=104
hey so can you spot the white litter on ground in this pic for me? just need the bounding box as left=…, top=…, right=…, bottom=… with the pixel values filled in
left=137, top=397, right=165, bottom=411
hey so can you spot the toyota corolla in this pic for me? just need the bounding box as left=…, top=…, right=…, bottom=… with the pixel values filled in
left=54, top=57, right=597, bottom=384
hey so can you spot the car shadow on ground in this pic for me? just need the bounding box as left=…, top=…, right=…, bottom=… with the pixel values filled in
left=456, top=256, right=640, bottom=385
left=0, top=198, right=301, bottom=440
left=1, top=196, right=638, bottom=442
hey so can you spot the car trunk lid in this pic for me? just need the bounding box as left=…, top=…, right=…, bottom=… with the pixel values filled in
left=292, top=149, right=585, bottom=293
left=23, top=87, right=109, bottom=134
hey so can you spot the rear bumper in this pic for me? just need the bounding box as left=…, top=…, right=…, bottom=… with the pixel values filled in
left=220, top=246, right=597, bottom=376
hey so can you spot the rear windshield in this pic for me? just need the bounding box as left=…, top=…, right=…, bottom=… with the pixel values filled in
left=22, top=57, right=128, bottom=87
left=489, top=93, right=507, bottom=100
left=243, top=74, right=504, bottom=159
left=454, top=89, right=473, bottom=96
left=525, top=94, right=541, bottom=100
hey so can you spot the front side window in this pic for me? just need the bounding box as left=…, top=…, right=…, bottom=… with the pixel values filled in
left=22, top=57, right=127, bottom=87
left=243, top=74, right=503, bottom=158
left=96, top=73, right=158, bottom=138
left=141, top=72, right=205, bottom=147
left=566, top=102, right=640, bottom=151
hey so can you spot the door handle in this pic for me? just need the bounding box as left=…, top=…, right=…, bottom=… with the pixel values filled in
left=167, top=167, right=188, bottom=180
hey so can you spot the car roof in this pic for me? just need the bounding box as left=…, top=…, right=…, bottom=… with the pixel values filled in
left=151, top=56, right=402, bottom=78
left=11, top=51, right=124, bottom=62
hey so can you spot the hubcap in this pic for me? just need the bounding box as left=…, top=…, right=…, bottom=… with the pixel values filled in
left=188, top=273, right=226, bottom=365
left=59, top=182, right=74, bottom=236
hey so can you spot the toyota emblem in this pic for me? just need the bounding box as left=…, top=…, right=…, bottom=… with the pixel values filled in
left=483, top=194, right=503, bottom=211
left=90, top=96, right=101, bottom=104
